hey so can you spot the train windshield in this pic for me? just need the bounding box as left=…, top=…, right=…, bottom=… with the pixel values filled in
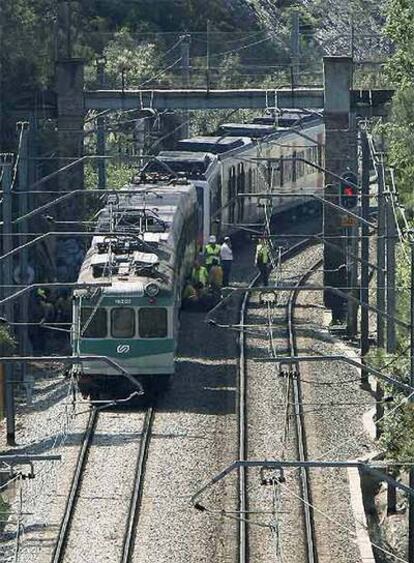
left=81, top=307, right=107, bottom=338
left=111, top=308, right=135, bottom=338
left=139, top=308, right=168, bottom=338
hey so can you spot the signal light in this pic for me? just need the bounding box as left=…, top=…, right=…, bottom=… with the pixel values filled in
left=340, top=172, right=358, bottom=209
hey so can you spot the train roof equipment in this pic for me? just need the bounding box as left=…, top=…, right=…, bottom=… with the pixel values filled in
left=218, top=123, right=277, bottom=137
left=76, top=182, right=197, bottom=296
left=176, top=136, right=250, bottom=154
left=142, top=151, right=215, bottom=179
left=253, top=110, right=321, bottom=128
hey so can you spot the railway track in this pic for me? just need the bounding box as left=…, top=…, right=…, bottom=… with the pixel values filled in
left=120, top=406, right=154, bottom=563
left=238, top=239, right=321, bottom=563
left=287, top=258, right=322, bottom=563
left=51, top=405, right=155, bottom=563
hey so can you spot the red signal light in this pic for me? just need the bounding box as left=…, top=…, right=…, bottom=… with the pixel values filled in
left=344, top=186, right=354, bottom=196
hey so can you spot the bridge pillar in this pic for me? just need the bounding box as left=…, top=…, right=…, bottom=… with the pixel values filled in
left=323, top=56, right=357, bottom=323
left=55, top=59, right=85, bottom=280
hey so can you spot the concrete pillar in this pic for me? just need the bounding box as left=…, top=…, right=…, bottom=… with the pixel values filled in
left=55, top=59, right=85, bottom=280
left=323, top=56, right=357, bottom=322
left=55, top=59, right=84, bottom=213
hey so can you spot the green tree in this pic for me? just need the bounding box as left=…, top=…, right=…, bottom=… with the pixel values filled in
left=381, top=0, right=414, bottom=211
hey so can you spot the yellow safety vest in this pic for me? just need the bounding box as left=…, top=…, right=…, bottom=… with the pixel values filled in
left=204, top=244, right=221, bottom=266
left=256, top=244, right=270, bottom=264
left=192, top=266, right=208, bottom=286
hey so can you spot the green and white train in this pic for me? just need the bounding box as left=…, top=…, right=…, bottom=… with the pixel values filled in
left=72, top=110, right=324, bottom=399
left=72, top=181, right=197, bottom=399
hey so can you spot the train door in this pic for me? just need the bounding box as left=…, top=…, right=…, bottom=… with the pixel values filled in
left=237, top=162, right=245, bottom=223
left=210, top=174, right=222, bottom=238
left=194, top=183, right=205, bottom=249
left=228, top=165, right=236, bottom=224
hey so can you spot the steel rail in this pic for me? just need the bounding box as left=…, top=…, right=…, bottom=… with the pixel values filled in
left=121, top=406, right=155, bottom=563
left=238, top=236, right=316, bottom=563
left=287, top=259, right=322, bottom=563
left=51, top=407, right=99, bottom=563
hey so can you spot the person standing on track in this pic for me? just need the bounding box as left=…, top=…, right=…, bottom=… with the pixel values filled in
left=220, top=236, right=233, bottom=287
left=255, top=237, right=271, bottom=286
left=204, top=235, right=221, bottom=271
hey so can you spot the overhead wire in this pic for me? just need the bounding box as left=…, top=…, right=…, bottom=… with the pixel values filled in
left=11, top=124, right=25, bottom=192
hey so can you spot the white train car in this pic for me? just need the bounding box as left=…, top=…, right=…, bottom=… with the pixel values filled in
left=142, top=110, right=324, bottom=243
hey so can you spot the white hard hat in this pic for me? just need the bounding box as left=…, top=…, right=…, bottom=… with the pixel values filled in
left=209, top=235, right=216, bottom=244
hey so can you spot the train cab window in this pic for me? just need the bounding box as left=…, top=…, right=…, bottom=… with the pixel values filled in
left=139, top=308, right=168, bottom=338
left=81, top=307, right=107, bottom=338
left=111, top=308, right=135, bottom=338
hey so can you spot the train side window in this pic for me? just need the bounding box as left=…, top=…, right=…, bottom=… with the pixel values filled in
left=139, top=308, right=168, bottom=338
left=317, top=143, right=323, bottom=167
left=280, top=156, right=284, bottom=186
left=81, top=307, right=107, bottom=338
left=111, top=307, right=135, bottom=338
left=195, top=186, right=204, bottom=237
left=292, top=151, right=297, bottom=183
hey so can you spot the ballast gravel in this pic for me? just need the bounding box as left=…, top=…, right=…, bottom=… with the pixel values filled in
left=0, top=369, right=90, bottom=563
left=294, top=254, right=375, bottom=562
left=244, top=245, right=322, bottom=563
left=0, top=222, right=375, bottom=563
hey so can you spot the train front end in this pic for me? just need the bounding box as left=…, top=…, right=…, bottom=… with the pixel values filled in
left=73, top=281, right=175, bottom=399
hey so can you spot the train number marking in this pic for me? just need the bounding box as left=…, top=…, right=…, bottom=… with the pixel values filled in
left=114, top=298, right=132, bottom=305
left=116, top=344, right=130, bottom=354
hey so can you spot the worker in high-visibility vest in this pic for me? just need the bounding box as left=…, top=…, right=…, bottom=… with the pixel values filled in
left=182, top=279, right=198, bottom=310
left=204, top=235, right=221, bottom=270
left=255, top=238, right=271, bottom=286
left=191, top=261, right=208, bottom=288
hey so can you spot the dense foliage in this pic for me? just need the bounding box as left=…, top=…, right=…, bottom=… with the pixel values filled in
left=383, top=0, right=414, bottom=211
left=368, top=1, right=414, bottom=466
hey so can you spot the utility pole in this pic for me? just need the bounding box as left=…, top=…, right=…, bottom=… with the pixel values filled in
left=290, top=11, right=300, bottom=85
left=384, top=172, right=397, bottom=515
left=347, top=222, right=359, bottom=338
left=180, top=34, right=191, bottom=139
left=0, top=0, right=3, bottom=151
left=360, top=131, right=370, bottom=386
left=409, top=233, right=414, bottom=563
left=376, top=154, right=386, bottom=440
left=17, top=123, right=32, bottom=403
left=1, top=154, right=16, bottom=445
left=96, top=57, right=106, bottom=190
left=386, top=195, right=397, bottom=354
left=376, top=155, right=386, bottom=348
left=206, top=20, right=211, bottom=92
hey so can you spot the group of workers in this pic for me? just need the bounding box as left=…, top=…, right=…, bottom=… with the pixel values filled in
left=29, top=287, right=72, bottom=353
left=183, top=234, right=273, bottom=311
left=183, top=235, right=233, bottom=310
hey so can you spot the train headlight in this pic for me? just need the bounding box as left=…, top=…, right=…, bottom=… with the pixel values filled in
left=145, top=282, right=160, bottom=297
